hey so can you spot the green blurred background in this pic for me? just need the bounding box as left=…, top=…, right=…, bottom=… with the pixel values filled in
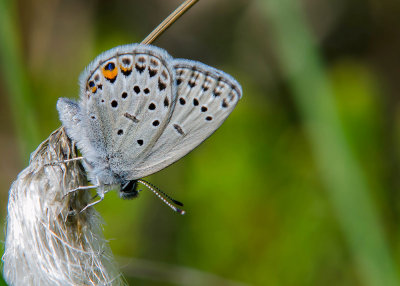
left=1, top=0, right=400, bottom=285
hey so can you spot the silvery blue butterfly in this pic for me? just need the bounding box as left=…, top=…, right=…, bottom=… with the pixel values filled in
left=57, top=44, right=242, bottom=212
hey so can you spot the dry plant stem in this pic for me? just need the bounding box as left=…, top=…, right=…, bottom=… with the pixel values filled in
left=141, top=0, right=199, bottom=44
left=2, top=127, right=125, bottom=286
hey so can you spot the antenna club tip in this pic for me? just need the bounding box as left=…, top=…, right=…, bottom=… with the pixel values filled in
left=177, top=209, right=186, bottom=215
left=172, top=200, right=184, bottom=207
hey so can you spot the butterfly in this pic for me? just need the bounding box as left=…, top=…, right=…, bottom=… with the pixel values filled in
left=57, top=44, right=242, bottom=213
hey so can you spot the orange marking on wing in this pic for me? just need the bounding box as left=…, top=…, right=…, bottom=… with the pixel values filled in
left=120, top=65, right=132, bottom=73
left=102, top=66, right=118, bottom=81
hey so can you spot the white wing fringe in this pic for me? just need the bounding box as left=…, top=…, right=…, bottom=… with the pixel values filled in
left=2, top=127, right=126, bottom=286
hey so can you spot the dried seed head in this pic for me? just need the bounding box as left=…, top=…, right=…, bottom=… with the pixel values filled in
left=2, top=127, right=125, bottom=285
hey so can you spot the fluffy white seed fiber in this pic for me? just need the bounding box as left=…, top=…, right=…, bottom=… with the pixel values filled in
left=2, top=127, right=125, bottom=286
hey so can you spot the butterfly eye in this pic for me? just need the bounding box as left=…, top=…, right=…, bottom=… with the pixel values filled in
left=105, top=62, right=115, bottom=71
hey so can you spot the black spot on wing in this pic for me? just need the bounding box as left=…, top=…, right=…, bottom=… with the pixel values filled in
left=106, top=77, right=117, bottom=84
left=149, top=68, right=157, bottom=77
left=135, top=63, right=145, bottom=73
left=124, top=113, right=139, bottom=123
left=135, top=56, right=146, bottom=73
left=164, top=97, right=169, bottom=107
left=158, top=79, right=166, bottom=91
left=148, top=103, right=156, bottom=110
left=122, top=69, right=132, bottom=76
left=173, top=124, right=185, bottom=136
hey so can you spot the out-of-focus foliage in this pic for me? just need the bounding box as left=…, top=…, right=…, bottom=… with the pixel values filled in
left=1, top=0, right=400, bottom=285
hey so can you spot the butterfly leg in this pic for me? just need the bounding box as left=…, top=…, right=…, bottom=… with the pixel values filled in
left=78, top=178, right=108, bottom=213
left=80, top=184, right=109, bottom=213
left=63, top=184, right=98, bottom=199
left=79, top=195, right=104, bottom=213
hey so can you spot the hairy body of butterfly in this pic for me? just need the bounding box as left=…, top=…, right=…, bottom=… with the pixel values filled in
left=57, top=44, right=242, bottom=207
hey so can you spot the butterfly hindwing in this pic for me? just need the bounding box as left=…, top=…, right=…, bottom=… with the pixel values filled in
left=76, top=45, right=177, bottom=177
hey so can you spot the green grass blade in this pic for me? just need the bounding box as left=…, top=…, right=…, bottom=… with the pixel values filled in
left=259, top=0, right=400, bottom=285
left=0, top=0, right=40, bottom=160
left=0, top=272, right=7, bottom=286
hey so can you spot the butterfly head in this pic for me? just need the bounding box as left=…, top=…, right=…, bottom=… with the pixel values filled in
left=119, top=180, right=140, bottom=200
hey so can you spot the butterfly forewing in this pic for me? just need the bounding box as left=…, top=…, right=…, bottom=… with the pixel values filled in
left=125, top=59, right=242, bottom=179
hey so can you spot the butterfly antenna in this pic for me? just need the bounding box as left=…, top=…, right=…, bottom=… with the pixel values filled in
left=137, top=179, right=185, bottom=215
left=139, top=180, right=184, bottom=206
left=141, top=0, right=199, bottom=45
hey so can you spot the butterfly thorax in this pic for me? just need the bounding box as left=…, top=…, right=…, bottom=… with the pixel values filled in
left=82, top=156, right=126, bottom=187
